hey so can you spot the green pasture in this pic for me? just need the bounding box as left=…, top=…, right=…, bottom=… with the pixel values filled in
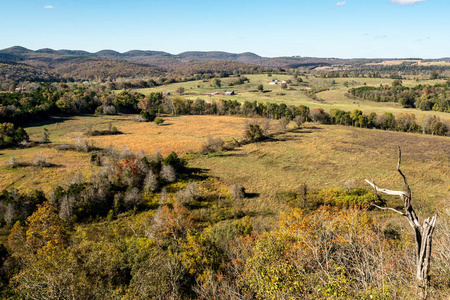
left=131, top=74, right=449, bottom=121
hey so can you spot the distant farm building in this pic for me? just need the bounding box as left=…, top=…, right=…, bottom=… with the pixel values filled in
left=269, top=79, right=278, bottom=85
left=162, top=92, right=171, bottom=96
left=224, top=91, right=235, bottom=95
left=209, top=92, right=227, bottom=96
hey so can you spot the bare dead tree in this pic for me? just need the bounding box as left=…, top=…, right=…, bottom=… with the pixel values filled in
left=365, top=147, right=437, bottom=299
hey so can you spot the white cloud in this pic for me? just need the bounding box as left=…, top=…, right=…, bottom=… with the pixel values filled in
left=44, top=5, right=54, bottom=9
left=390, top=0, right=426, bottom=5
left=335, top=1, right=346, bottom=6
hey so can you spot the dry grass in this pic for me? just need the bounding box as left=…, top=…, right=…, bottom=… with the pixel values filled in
left=0, top=147, right=92, bottom=193
left=189, top=124, right=450, bottom=217
left=85, top=115, right=266, bottom=155
left=25, top=115, right=270, bottom=156
left=2, top=115, right=278, bottom=193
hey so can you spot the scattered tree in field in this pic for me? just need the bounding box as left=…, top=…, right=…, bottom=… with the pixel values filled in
left=41, top=128, right=50, bottom=143
left=257, top=84, right=264, bottom=92
left=280, top=82, right=287, bottom=89
left=176, top=86, right=185, bottom=95
left=392, top=79, right=402, bottom=87
left=176, top=181, right=200, bottom=206
left=244, top=124, right=264, bottom=141
left=33, top=154, right=52, bottom=167
left=211, top=78, right=221, bottom=88
left=366, top=148, right=437, bottom=300
left=430, top=71, right=439, bottom=80
left=138, top=110, right=156, bottom=122
left=201, top=136, right=224, bottom=154
left=293, top=115, right=305, bottom=128
left=279, top=117, right=290, bottom=132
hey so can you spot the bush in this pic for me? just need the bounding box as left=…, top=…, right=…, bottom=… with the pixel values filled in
left=7, top=156, right=18, bottom=168
left=201, top=136, right=224, bottom=154
left=33, top=154, right=52, bottom=167
left=139, top=110, right=156, bottom=122
left=154, top=117, right=164, bottom=125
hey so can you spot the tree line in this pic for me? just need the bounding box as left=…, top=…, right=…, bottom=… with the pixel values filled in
left=348, top=81, right=450, bottom=112
left=0, top=82, right=448, bottom=140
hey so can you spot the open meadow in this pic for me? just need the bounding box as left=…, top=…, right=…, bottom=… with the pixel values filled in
left=133, top=74, right=450, bottom=121
left=0, top=114, right=277, bottom=192
left=189, top=123, right=450, bottom=219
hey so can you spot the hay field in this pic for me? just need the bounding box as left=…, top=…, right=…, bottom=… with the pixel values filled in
left=1, top=115, right=272, bottom=193
left=24, top=114, right=269, bottom=155
left=189, top=124, right=450, bottom=216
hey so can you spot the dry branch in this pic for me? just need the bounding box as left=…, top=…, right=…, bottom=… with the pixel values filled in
left=365, top=147, right=437, bottom=300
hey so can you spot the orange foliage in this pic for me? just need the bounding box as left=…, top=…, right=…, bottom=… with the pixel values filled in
left=153, top=203, right=193, bottom=240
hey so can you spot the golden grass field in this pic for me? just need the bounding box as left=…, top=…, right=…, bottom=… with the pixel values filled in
left=0, top=147, right=92, bottom=193
left=0, top=115, right=276, bottom=192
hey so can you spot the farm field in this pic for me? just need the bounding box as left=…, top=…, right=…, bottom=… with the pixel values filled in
left=188, top=123, right=450, bottom=217
left=132, top=74, right=450, bottom=121
left=0, top=114, right=277, bottom=192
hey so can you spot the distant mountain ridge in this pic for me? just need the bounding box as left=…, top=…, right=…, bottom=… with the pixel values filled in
left=0, top=46, right=265, bottom=62
left=2, top=46, right=447, bottom=82
left=0, top=46, right=358, bottom=73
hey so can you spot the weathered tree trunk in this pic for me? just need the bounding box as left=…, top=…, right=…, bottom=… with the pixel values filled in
left=365, top=147, right=437, bottom=299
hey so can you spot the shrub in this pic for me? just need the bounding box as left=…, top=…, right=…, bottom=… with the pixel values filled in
left=75, top=136, right=90, bottom=152
left=7, top=156, right=18, bottom=168
left=201, top=136, right=224, bottom=154
left=139, top=110, right=156, bottom=122
left=154, top=117, right=165, bottom=125
left=33, top=154, right=52, bottom=167
left=229, top=184, right=245, bottom=201
left=176, top=182, right=200, bottom=206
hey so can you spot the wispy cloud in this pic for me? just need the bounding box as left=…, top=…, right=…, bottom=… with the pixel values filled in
left=390, top=0, right=426, bottom=5
left=335, top=1, right=346, bottom=6
left=44, top=5, right=54, bottom=9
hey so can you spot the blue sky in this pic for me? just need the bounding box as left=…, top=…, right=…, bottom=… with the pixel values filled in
left=0, top=0, right=447, bottom=58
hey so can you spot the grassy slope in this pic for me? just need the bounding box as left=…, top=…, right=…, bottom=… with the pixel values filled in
left=188, top=123, right=450, bottom=219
